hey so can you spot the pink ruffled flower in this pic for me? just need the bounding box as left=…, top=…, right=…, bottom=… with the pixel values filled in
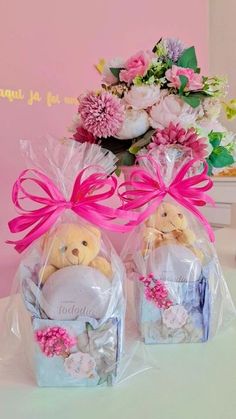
left=162, top=305, right=188, bottom=329
left=78, top=91, right=124, bottom=138
left=149, top=93, right=198, bottom=130
left=35, top=327, right=76, bottom=358
left=119, top=51, right=151, bottom=85
left=139, top=273, right=173, bottom=309
left=149, top=122, right=208, bottom=159
left=124, top=85, right=161, bottom=110
left=165, top=65, right=203, bottom=91
left=72, top=125, right=97, bottom=144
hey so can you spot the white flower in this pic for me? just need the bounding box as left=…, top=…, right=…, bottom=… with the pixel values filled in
left=64, top=351, right=97, bottom=380
left=115, top=108, right=150, bottom=140
left=149, top=93, right=198, bottom=129
left=102, top=57, right=125, bottom=85
left=162, top=304, right=188, bottom=329
left=124, top=85, right=161, bottom=110
left=197, top=119, right=226, bottom=135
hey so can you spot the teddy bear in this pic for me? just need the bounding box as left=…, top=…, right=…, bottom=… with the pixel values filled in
left=39, top=223, right=113, bottom=284
left=143, top=202, right=204, bottom=261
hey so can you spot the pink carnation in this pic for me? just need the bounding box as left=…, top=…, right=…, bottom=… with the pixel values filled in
left=72, top=125, right=97, bottom=144
left=78, top=91, right=124, bottom=138
left=165, top=65, right=203, bottom=91
left=35, top=327, right=76, bottom=358
left=149, top=122, right=208, bottom=159
left=148, top=122, right=208, bottom=159
left=119, top=51, right=151, bottom=85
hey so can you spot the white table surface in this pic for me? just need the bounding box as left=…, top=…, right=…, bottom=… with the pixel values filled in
left=0, top=228, right=236, bottom=419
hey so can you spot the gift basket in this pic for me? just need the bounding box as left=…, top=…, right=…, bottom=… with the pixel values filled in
left=5, top=139, right=136, bottom=387
left=120, top=140, right=236, bottom=345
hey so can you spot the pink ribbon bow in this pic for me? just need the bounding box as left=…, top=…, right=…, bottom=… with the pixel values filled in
left=119, top=156, right=215, bottom=242
left=7, top=167, right=137, bottom=253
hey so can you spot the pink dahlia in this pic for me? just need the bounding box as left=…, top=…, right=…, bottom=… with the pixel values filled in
left=72, top=125, right=97, bottom=144
left=78, top=91, right=124, bottom=138
left=149, top=122, right=208, bottom=159
left=35, top=327, right=76, bottom=358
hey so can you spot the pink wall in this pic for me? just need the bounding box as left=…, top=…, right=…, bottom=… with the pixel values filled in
left=0, top=0, right=209, bottom=297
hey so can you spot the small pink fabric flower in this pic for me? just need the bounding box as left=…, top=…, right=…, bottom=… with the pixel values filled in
left=35, top=327, right=76, bottom=358
left=72, top=125, right=97, bottom=144
left=78, top=91, right=124, bottom=138
left=139, top=273, right=173, bottom=309
left=119, top=51, right=151, bottom=85
left=149, top=122, right=208, bottom=159
left=162, top=305, right=188, bottom=329
left=165, top=65, right=203, bottom=91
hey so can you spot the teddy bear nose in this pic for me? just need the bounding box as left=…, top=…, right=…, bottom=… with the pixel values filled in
left=178, top=213, right=183, bottom=219
left=72, top=248, right=79, bottom=256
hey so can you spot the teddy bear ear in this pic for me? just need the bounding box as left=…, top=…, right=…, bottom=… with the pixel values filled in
left=87, top=225, right=101, bottom=239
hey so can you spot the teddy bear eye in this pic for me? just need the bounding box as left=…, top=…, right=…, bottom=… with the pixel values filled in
left=82, top=240, right=88, bottom=246
left=161, top=212, right=167, bottom=217
left=61, top=245, right=68, bottom=253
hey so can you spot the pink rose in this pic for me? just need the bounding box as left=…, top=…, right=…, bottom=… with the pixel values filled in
left=124, top=85, right=161, bottom=110
left=162, top=305, right=188, bottom=329
left=119, top=51, right=151, bottom=85
left=165, top=65, right=203, bottom=91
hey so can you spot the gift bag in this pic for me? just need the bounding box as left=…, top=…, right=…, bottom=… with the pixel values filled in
left=4, top=139, right=135, bottom=386
left=120, top=146, right=236, bottom=344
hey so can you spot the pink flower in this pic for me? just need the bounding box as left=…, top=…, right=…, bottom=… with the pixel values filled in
left=149, top=93, right=198, bottom=129
left=35, top=327, right=76, bottom=357
left=102, top=57, right=125, bottom=85
left=119, top=51, right=151, bottom=85
left=139, top=274, right=173, bottom=309
left=162, top=305, right=188, bottom=329
left=124, top=85, right=161, bottom=110
left=72, top=125, right=97, bottom=144
left=149, top=122, right=208, bottom=159
left=78, top=91, right=124, bottom=138
left=165, top=65, right=203, bottom=91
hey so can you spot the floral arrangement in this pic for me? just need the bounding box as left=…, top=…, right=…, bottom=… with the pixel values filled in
left=69, top=38, right=236, bottom=174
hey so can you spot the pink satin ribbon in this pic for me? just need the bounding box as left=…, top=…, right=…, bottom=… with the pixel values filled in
left=119, top=156, right=215, bottom=242
left=7, top=167, right=137, bottom=253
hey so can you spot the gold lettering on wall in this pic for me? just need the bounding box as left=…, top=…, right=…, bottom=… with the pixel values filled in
left=0, top=88, right=78, bottom=107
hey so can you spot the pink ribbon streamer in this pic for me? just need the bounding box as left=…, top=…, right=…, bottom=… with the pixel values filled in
left=119, top=156, right=215, bottom=242
left=7, top=167, right=137, bottom=253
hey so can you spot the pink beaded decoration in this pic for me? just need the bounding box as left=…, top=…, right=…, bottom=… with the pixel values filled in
left=35, top=327, right=76, bottom=357
left=139, top=273, right=173, bottom=309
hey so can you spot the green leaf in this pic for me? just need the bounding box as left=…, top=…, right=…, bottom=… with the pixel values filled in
left=206, top=159, right=213, bottom=176
left=129, top=145, right=141, bottom=155
left=109, top=67, right=122, bottom=78
left=179, top=75, right=188, bottom=95
left=120, top=151, right=135, bottom=167
left=115, top=167, right=121, bottom=177
left=208, top=131, right=224, bottom=148
left=177, top=46, right=198, bottom=70
left=182, top=95, right=201, bottom=108
left=209, top=146, right=234, bottom=168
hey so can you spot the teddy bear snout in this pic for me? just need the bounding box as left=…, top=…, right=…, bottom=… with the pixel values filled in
left=72, top=248, right=79, bottom=256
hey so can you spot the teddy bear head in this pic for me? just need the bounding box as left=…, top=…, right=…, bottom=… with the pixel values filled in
left=146, top=202, right=188, bottom=232
left=41, top=223, right=101, bottom=269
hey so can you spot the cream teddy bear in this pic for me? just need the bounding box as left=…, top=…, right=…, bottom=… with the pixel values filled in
left=143, top=202, right=203, bottom=261
left=39, top=223, right=113, bottom=284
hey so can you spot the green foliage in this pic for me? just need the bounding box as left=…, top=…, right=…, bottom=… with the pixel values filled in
left=208, top=146, right=234, bottom=168
left=120, top=151, right=136, bottom=166
left=109, top=67, right=122, bottom=78
left=182, top=92, right=207, bottom=108
left=179, top=75, right=188, bottom=95
left=208, top=131, right=224, bottom=148
left=177, top=46, right=198, bottom=71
